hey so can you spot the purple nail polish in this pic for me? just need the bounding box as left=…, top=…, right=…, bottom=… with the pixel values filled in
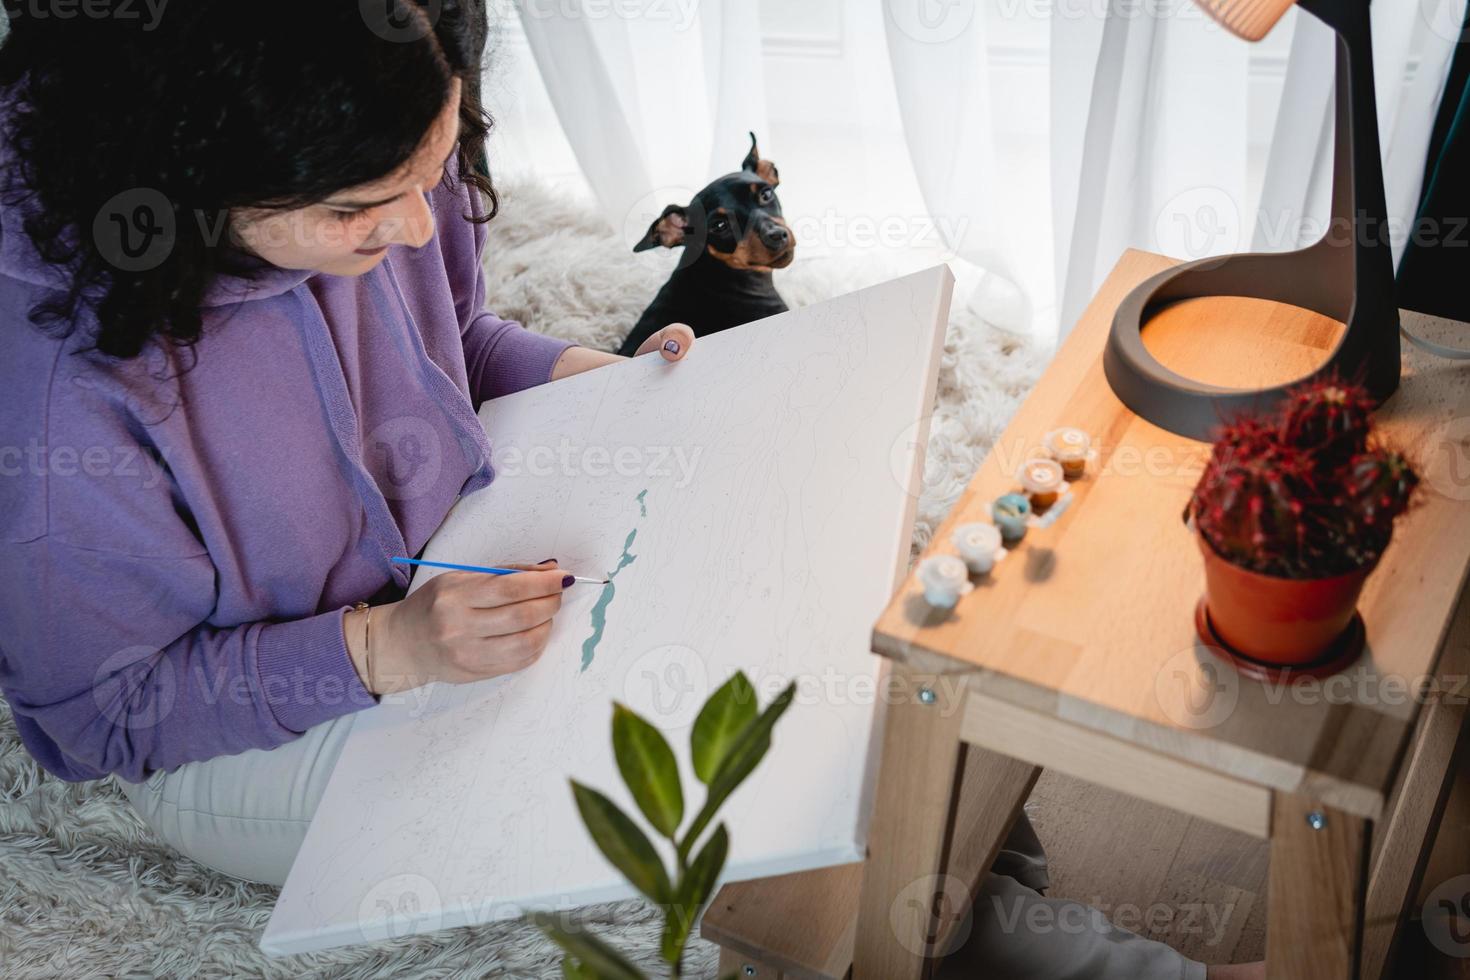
left=562, top=574, right=576, bottom=588
left=663, top=339, right=680, bottom=355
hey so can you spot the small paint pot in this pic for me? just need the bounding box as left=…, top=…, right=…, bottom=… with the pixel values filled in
left=1044, top=427, right=1092, bottom=480
left=992, top=493, right=1032, bottom=543
left=952, top=523, right=1007, bottom=575
left=918, top=554, right=973, bottom=609
left=1017, top=458, right=1066, bottom=512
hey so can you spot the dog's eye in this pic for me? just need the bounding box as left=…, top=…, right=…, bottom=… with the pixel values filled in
left=758, top=188, right=774, bottom=205
left=710, top=216, right=730, bottom=233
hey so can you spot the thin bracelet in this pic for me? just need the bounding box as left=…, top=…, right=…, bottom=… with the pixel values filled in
left=351, top=601, right=376, bottom=695
left=363, top=604, right=376, bottom=695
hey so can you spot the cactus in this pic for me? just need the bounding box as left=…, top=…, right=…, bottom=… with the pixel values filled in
left=1276, top=379, right=1374, bottom=464
left=1189, top=378, right=1418, bottom=578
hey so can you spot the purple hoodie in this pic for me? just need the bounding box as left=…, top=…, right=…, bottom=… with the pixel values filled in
left=0, top=165, right=574, bottom=782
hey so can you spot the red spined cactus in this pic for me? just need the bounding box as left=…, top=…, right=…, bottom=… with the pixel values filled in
left=1189, top=378, right=1417, bottom=578
left=1341, top=447, right=1418, bottom=534
left=1276, top=380, right=1374, bottom=464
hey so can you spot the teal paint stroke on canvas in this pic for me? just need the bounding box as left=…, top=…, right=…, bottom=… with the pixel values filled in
left=580, top=491, right=646, bottom=671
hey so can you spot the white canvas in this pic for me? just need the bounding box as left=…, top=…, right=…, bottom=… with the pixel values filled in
left=262, top=266, right=954, bottom=956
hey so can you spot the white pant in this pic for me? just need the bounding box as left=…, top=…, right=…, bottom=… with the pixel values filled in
left=116, top=717, right=1203, bottom=980
left=115, top=710, right=357, bottom=887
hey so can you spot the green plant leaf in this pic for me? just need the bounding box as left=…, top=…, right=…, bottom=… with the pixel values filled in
left=612, top=703, right=684, bottom=838
left=571, top=781, right=673, bottom=904
left=661, top=823, right=730, bottom=964
left=680, top=682, right=796, bottom=861
left=690, top=672, right=757, bottom=785
left=532, top=913, right=647, bottom=980
left=561, top=954, right=594, bottom=980
left=684, top=821, right=730, bottom=909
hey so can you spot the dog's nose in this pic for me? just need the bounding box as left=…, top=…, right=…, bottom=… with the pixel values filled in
left=760, top=223, right=791, bottom=250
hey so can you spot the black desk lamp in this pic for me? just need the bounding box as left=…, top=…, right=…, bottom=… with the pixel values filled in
left=1103, top=0, right=1400, bottom=440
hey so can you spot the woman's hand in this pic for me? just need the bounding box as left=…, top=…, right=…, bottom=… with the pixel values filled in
left=347, top=561, right=569, bottom=694
left=550, top=323, right=696, bottom=380
left=631, top=322, right=695, bottom=360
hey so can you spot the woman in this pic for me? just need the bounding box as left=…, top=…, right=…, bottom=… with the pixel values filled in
left=0, top=6, right=1261, bottom=978
left=0, top=2, right=693, bottom=882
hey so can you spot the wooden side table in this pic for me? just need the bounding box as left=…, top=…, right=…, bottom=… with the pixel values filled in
left=701, top=250, right=1470, bottom=980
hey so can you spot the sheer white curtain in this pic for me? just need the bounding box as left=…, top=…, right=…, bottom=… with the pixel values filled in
left=882, top=4, right=1033, bottom=332
left=1048, top=0, right=1249, bottom=337
left=1255, top=0, right=1468, bottom=263
left=504, top=0, right=1462, bottom=345
left=508, top=0, right=767, bottom=245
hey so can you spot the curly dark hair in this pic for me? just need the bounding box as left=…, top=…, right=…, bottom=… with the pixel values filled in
left=0, top=0, right=496, bottom=359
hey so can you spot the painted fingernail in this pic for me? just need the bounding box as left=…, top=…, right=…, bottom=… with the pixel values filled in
left=562, top=574, right=576, bottom=588
left=539, top=558, right=557, bottom=565
left=663, top=339, right=680, bottom=355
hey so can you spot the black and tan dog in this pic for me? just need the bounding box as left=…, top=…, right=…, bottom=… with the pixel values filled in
left=616, top=134, right=793, bottom=356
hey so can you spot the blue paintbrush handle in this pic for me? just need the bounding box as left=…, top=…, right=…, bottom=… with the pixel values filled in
left=390, top=556, right=607, bottom=585
left=391, top=557, right=518, bottom=576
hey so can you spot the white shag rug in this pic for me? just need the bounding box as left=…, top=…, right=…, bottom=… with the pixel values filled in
left=0, top=180, right=1043, bottom=978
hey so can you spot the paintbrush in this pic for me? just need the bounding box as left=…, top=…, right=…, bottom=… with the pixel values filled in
left=390, top=556, right=608, bottom=585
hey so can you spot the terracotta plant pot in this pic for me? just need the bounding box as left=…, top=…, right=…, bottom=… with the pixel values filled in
left=1196, top=531, right=1374, bottom=666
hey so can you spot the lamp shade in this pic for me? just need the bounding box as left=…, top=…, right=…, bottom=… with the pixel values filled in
left=1192, top=0, right=1296, bottom=41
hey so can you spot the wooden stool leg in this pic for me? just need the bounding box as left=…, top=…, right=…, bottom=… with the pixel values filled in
left=1360, top=594, right=1470, bottom=979
left=1268, top=793, right=1371, bottom=979
left=853, top=666, right=971, bottom=980
left=1411, top=760, right=1470, bottom=978
left=852, top=668, right=1036, bottom=979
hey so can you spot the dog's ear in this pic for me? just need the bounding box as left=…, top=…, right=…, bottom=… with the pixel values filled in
left=741, top=131, right=780, bottom=187
left=634, top=204, right=689, bottom=252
